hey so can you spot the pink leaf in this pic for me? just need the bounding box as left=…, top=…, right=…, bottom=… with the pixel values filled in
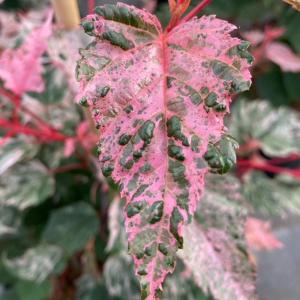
left=242, top=30, right=265, bottom=46
left=265, top=42, right=300, bottom=72
left=142, top=0, right=157, bottom=12
left=0, top=11, right=53, bottom=95
left=64, top=138, right=76, bottom=157
left=245, top=217, right=283, bottom=251
left=77, top=4, right=252, bottom=299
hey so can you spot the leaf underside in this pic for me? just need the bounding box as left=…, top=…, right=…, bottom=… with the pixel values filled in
left=77, top=3, right=252, bottom=299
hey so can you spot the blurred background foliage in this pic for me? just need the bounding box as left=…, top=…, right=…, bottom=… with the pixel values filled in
left=0, top=0, right=300, bottom=299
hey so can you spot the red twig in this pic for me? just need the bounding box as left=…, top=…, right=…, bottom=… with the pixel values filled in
left=0, top=119, right=68, bottom=142
left=20, top=104, right=60, bottom=134
left=0, top=88, right=20, bottom=106
left=88, top=0, right=96, bottom=15
left=238, top=159, right=300, bottom=179
left=268, top=154, right=300, bottom=165
left=180, top=0, right=212, bottom=24
left=50, top=163, right=87, bottom=174
left=0, top=87, right=70, bottom=140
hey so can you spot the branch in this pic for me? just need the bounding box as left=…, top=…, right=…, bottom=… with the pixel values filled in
left=88, top=0, right=96, bottom=15
left=0, top=87, right=70, bottom=139
left=238, top=159, right=300, bottom=179
left=49, top=163, right=87, bottom=174
left=180, top=0, right=212, bottom=24
left=0, top=119, right=68, bottom=142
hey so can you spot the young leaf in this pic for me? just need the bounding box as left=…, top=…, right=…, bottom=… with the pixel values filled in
left=265, top=42, right=300, bottom=73
left=77, top=3, right=252, bottom=298
left=0, top=11, right=52, bottom=95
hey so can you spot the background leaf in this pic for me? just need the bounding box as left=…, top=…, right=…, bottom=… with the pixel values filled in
left=42, top=202, right=99, bottom=256
left=2, top=245, right=66, bottom=282
left=0, top=160, right=55, bottom=210
left=229, top=99, right=300, bottom=156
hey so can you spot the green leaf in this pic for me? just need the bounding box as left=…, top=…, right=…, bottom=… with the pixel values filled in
left=243, top=171, right=300, bottom=217
left=0, top=161, right=55, bottom=210
left=0, top=206, right=22, bottom=241
left=256, top=68, right=290, bottom=106
left=162, top=259, right=213, bottom=300
left=29, top=67, right=67, bottom=104
left=42, top=202, right=99, bottom=256
left=197, top=174, right=248, bottom=234
left=283, top=72, right=300, bottom=101
left=229, top=99, right=300, bottom=157
left=204, top=135, right=239, bottom=174
left=2, top=244, right=65, bottom=282
left=15, top=280, right=52, bottom=300
left=106, top=197, right=127, bottom=254
left=0, top=138, right=39, bottom=176
left=0, top=288, right=19, bottom=300
left=103, top=253, right=140, bottom=300
left=281, top=11, right=300, bottom=54
left=76, top=275, right=113, bottom=300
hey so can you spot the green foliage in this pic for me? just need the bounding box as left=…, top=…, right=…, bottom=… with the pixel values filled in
left=0, top=161, right=55, bottom=210
left=243, top=172, right=300, bottom=216
left=42, top=202, right=99, bottom=256
left=230, top=99, right=300, bottom=157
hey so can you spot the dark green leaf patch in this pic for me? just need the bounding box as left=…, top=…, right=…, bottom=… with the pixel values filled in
left=95, top=4, right=159, bottom=35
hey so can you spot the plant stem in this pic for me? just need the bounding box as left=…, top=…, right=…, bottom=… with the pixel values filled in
left=88, top=0, right=96, bottom=15
left=0, top=87, right=70, bottom=139
left=0, top=119, right=68, bottom=142
left=268, top=154, right=300, bottom=165
left=50, top=163, right=87, bottom=174
left=238, top=159, right=300, bottom=179
left=180, top=0, right=212, bottom=24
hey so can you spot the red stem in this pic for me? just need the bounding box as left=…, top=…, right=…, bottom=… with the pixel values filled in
left=268, top=154, right=300, bottom=165
left=0, top=119, right=68, bottom=142
left=238, top=159, right=300, bottom=179
left=180, top=0, right=212, bottom=24
left=88, top=0, right=96, bottom=15
left=50, top=163, right=87, bottom=174
left=0, top=87, right=69, bottom=138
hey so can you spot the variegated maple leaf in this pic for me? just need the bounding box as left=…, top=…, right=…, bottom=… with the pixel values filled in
left=77, top=2, right=252, bottom=299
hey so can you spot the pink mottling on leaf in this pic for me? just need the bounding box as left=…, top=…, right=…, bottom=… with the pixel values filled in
left=180, top=221, right=257, bottom=300
left=0, top=11, right=53, bottom=95
left=245, top=217, right=283, bottom=251
left=77, top=3, right=252, bottom=299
